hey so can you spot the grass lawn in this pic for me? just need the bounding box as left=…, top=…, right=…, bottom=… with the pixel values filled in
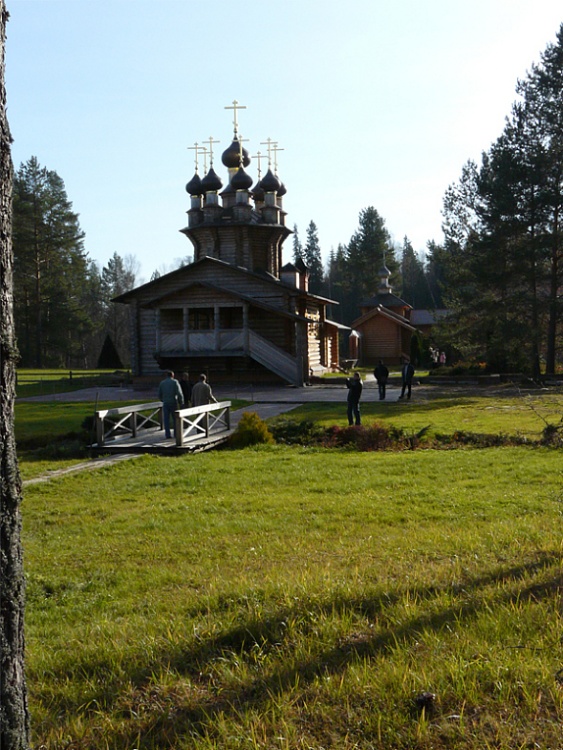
left=23, top=441, right=563, bottom=749
left=16, top=369, right=130, bottom=398
left=282, top=388, right=563, bottom=441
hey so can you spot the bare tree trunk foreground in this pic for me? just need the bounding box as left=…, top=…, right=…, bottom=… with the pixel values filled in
left=1, top=2, right=30, bottom=748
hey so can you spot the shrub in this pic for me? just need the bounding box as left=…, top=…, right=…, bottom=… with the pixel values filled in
left=229, top=411, right=275, bottom=448
left=269, top=417, right=326, bottom=446
left=323, top=422, right=407, bottom=451
left=541, top=420, right=563, bottom=447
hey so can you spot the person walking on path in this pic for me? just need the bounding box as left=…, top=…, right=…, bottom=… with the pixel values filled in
left=179, top=371, right=192, bottom=406
left=191, top=373, right=218, bottom=407
left=374, top=359, right=389, bottom=400
left=346, top=371, right=363, bottom=425
left=399, top=359, right=415, bottom=400
left=158, top=370, right=184, bottom=438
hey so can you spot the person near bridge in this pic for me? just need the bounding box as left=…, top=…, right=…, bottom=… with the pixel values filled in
left=191, top=373, right=218, bottom=407
left=158, top=371, right=184, bottom=438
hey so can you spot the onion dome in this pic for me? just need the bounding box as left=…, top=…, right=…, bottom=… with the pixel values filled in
left=201, top=167, right=223, bottom=192
left=221, top=139, right=251, bottom=169
left=185, top=172, right=203, bottom=196
left=260, top=168, right=281, bottom=193
left=277, top=181, right=287, bottom=198
left=251, top=180, right=265, bottom=201
left=378, top=264, right=391, bottom=278
left=230, top=166, right=253, bottom=191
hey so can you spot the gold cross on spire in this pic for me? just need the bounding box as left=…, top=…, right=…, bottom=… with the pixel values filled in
left=187, top=142, right=201, bottom=172
left=260, top=137, right=275, bottom=167
left=237, top=134, right=249, bottom=166
left=203, top=136, right=220, bottom=167
left=271, top=142, right=284, bottom=174
left=252, top=150, right=264, bottom=179
left=225, top=99, right=247, bottom=137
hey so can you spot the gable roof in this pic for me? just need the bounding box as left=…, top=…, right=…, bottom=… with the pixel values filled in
left=113, top=255, right=338, bottom=306
left=351, top=304, right=417, bottom=332
left=360, top=292, right=412, bottom=310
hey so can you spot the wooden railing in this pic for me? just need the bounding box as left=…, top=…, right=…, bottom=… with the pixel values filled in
left=174, top=401, right=231, bottom=446
left=247, top=331, right=301, bottom=385
left=95, top=400, right=232, bottom=448
left=95, top=402, right=163, bottom=446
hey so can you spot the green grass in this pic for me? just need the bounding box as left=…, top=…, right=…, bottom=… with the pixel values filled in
left=15, top=399, right=252, bottom=480
left=23, top=445, right=563, bottom=749
left=283, top=390, right=563, bottom=441
left=16, top=368, right=130, bottom=398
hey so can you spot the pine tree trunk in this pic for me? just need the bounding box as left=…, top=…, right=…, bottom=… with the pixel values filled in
left=0, top=2, right=30, bottom=748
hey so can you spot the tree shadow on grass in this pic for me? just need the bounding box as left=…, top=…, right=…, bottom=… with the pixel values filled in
left=78, top=551, right=563, bottom=749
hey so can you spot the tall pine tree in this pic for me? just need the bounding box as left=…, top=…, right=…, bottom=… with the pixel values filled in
left=303, top=220, right=324, bottom=295
left=12, top=157, right=92, bottom=367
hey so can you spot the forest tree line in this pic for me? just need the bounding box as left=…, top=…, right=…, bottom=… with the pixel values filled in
left=11, top=24, right=563, bottom=374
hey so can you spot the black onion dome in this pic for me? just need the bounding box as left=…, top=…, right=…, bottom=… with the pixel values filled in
left=221, top=139, right=251, bottom=169
left=201, top=167, right=223, bottom=192
left=230, top=166, right=253, bottom=191
left=251, top=180, right=265, bottom=201
left=378, top=264, right=391, bottom=277
left=260, top=168, right=281, bottom=193
left=277, top=181, right=287, bottom=198
left=186, top=172, right=203, bottom=196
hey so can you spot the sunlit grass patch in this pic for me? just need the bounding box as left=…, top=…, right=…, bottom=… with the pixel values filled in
left=23, top=446, right=563, bottom=749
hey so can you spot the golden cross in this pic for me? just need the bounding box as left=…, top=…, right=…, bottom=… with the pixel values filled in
left=252, top=150, right=263, bottom=179
left=224, top=99, right=247, bottom=136
left=271, top=142, right=284, bottom=174
left=260, top=137, right=275, bottom=166
left=203, top=136, right=220, bottom=167
left=201, top=146, right=209, bottom=174
left=187, top=142, right=201, bottom=172
left=237, top=134, right=250, bottom=166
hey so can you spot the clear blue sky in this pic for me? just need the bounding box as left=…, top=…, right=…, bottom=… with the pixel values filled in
left=5, top=0, right=563, bottom=283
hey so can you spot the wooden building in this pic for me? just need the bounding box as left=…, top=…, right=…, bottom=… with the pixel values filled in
left=350, top=264, right=417, bottom=366
left=114, top=108, right=341, bottom=387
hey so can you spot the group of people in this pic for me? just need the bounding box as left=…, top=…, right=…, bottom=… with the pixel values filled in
left=430, top=348, right=447, bottom=367
left=345, top=359, right=416, bottom=425
left=158, top=371, right=217, bottom=439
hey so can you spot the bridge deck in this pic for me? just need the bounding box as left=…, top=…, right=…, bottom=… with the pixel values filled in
left=91, top=426, right=233, bottom=455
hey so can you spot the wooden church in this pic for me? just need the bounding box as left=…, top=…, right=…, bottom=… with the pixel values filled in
left=114, top=103, right=341, bottom=387
left=349, top=264, right=417, bottom=365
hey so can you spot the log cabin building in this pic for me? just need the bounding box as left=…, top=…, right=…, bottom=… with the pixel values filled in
left=114, top=106, right=342, bottom=387
left=349, top=264, right=422, bottom=366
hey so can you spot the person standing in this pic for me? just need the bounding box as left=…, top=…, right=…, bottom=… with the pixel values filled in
left=179, top=371, right=192, bottom=406
left=191, top=373, right=218, bottom=407
left=374, top=359, right=389, bottom=400
left=399, top=359, right=415, bottom=400
left=346, top=371, right=363, bottom=425
left=158, top=370, right=184, bottom=438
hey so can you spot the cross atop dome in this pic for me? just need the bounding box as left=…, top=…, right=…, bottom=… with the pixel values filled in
left=224, top=99, right=247, bottom=137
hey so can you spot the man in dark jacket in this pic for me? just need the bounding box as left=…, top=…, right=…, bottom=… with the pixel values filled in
left=374, top=359, right=389, bottom=400
left=346, top=371, right=363, bottom=425
left=158, top=370, right=184, bottom=438
left=399, top=359, right=415, bottom=400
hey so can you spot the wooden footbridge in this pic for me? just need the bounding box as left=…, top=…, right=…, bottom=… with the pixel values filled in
left=92, top=401, right=233, bottom=455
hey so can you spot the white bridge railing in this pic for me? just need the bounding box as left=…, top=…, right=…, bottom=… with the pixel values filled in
left=95, top=400, right=232, bottom=447
left=95, top=402, right=163, bottom=446
left=174, top=401, right=231, bottom=447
